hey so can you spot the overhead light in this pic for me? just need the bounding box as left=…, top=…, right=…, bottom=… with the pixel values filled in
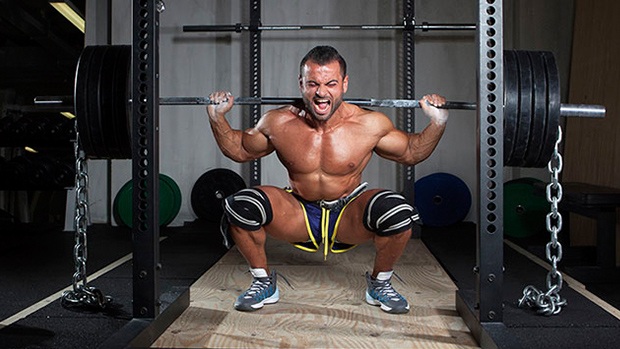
left=50, top=1, right=85, bottom=33
left=25, top=146, right=39, bottom=153
left=60, top=111, right=76, bottom=119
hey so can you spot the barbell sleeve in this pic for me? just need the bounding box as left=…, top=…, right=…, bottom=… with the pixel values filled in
left=560, top=104, right=606, bottom=118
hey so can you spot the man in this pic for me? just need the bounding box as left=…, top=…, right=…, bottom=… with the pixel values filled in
left=207, top=46, right=448, bottom=314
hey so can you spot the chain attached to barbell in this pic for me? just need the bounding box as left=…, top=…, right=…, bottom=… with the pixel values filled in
left=61, top=122, right=112, bottom=310
left=518, top=125, right=567, bottom=316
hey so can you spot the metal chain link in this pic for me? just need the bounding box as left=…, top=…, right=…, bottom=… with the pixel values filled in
left=518, top=125, right=568, bottom=315
left=61, top=121, right=111, bottom=310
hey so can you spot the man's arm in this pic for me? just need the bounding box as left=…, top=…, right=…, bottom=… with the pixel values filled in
left=374, top=94, right=448, bottom=166
left=207, top=91, right=274, bottom=162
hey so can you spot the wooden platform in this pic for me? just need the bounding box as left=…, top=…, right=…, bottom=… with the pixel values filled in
left=152, top=238, right=479, bottom=348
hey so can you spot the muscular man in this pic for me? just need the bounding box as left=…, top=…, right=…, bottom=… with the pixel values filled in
left=207, top=46, right=448, bottom=314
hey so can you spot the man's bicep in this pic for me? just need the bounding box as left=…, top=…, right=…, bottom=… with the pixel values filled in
left=242, top=128, right=274, bottom=158
left=375, top=128, right=412, bottom=161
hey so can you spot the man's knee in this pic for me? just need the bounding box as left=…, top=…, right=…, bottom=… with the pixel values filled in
left=363, top=190, right=418, bottom=236
left=222, top=188, right=273, bottom=231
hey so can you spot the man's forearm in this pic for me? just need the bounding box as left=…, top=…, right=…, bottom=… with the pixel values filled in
left=208, top=114, right=248, bottom=162
left=406, top=121, right=446, bottom=165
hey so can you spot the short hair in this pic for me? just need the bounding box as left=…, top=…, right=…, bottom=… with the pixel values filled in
left=299, top=46, right=347, bottom=77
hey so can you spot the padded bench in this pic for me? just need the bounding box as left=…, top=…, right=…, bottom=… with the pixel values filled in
left=560, top=182, right=620, bottom=268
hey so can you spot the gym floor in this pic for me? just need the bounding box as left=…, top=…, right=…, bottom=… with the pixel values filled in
left=0, top=219, right=619, bottom=348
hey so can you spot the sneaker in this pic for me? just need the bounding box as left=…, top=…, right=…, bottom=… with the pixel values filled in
left=234, top=268, right=279, bottom=311
left=365, top=271, right=410, bottom=314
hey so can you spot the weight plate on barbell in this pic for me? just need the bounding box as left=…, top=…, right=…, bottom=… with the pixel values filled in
left=536, top=51, right=560, bottom=167
left=75, top=46, right=96, bottom=156
left=99, top=46, right=123, bottom=158
left=523, top=51, right=548, bottom=167
left=87, top=46, right=110, bottom=157
left=191, top=168, right=247, bottom=222
left=76, top=46, right=133, bottom=159
left=509, top=50, right=533, bottom=167
left=503, top=50, right=519, bottom=165
left=107, top=45, right=132, bottom=159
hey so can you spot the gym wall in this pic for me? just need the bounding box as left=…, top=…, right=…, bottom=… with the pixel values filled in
left=83, top=0, right=574, bottom=227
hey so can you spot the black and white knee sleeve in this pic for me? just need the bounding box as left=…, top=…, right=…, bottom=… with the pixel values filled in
left=363, top=190, right=414, bottom=236
left=222, top=188, right=273, bottom=231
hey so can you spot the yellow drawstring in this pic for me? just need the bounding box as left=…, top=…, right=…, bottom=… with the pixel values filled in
left=322, top=207, right=329, bottom=260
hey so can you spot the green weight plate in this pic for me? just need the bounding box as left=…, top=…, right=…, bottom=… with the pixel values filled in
left=160, top=174, right=182, bottom=226
left=114, top=173, right=182, bottom=228
left=504, top=178, right=548, bottom=238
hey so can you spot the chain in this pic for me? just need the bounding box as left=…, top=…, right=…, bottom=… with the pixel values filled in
left=518, top=126, right=567, bottom=315
left=61, top=121, right=111, bottom=310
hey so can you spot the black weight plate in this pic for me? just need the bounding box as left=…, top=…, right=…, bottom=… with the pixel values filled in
left=92, top=46, right=118, bottom=158
left=81, top=46, right=109, bottom=158
left=537, top=52, right=560, bottom=167
left=503, top=50, right=519, bottom=165
left=99, top=46, right=124, bottom=158
left=87, top=46, right=109, bottom=157
left=191, top=169, right=247, bottom=222
left=523, top=51, right=548, bottom=167
left=112, top=46, right=132, bottom=159
left=509, top=50, right=533, bottom=167
left=75, top=46, right=96, bottom=156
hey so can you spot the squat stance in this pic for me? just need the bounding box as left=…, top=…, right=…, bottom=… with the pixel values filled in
left=207, top=46, right=448, bottom=314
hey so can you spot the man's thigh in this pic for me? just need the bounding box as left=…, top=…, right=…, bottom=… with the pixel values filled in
left=333, top=189, right=385, bottom=245
left=258, top=186, right=311, bottom=243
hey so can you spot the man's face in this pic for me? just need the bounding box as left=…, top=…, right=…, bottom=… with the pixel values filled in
left=298, top=60, right=349, bottom=122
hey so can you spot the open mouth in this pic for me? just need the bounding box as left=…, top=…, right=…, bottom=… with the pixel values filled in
left=313, top=98, right=331, bottom=114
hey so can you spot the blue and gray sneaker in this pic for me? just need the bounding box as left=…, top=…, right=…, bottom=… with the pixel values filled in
left=365, top=271, right=410, bottom=314
left=234, top=268, right=279, bottom=311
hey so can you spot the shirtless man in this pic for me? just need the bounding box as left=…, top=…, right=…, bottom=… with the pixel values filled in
left=207, top=46, right=448, bottom=314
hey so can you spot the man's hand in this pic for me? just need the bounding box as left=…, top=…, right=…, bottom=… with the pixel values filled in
left=420, top=94, right=449, bottom=126
left=207, top=91, right=234, bottom=121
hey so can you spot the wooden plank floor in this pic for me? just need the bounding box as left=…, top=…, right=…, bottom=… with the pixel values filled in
left=152, top=238, right=479, bottom=348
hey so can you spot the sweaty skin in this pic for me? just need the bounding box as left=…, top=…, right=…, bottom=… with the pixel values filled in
left=207, top=60, right=448, bottom=202
left=206, top=56, right=447, bottom=281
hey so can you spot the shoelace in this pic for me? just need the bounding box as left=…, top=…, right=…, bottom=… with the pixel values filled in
left=244, top=270, right=294, bottom=297
left=243, top=277, right=272, bottom=298
left=374, top=272, right=406, bottom=301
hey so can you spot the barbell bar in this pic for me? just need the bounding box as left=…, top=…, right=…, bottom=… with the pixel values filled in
left=33, top=45, right=606, bottom=165
left=36, top=95, right=603, bottom=118
left=182, top=22, right=477, bottom=32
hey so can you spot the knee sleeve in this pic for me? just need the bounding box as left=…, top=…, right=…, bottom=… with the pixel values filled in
left=222, top=188, right=273, bottom=231
left=363, top=190, right=415, bottom=236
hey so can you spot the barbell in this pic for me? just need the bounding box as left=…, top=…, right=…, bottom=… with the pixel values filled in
left=34, top=45, right=605, bottom=167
